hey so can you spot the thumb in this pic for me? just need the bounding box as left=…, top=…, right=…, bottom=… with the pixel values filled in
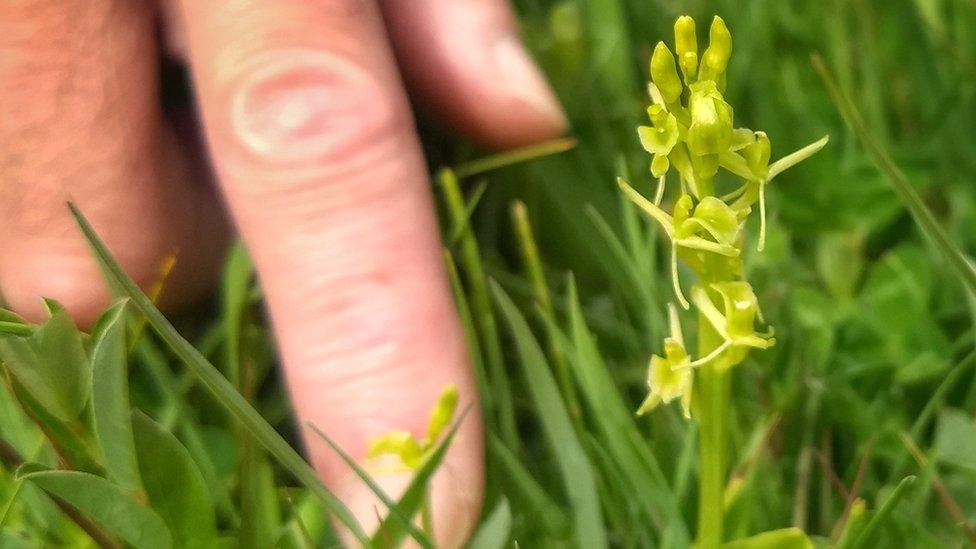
left=175, top=0, right=484, bottom=545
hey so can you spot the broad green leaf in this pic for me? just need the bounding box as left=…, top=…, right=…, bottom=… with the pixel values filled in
left=91, top=300, right=141, bottom=494
left=934, top=409, right=976, bottom=474
left=467, top=499, right=512, bottom=549
left=18, top=468, right=172, bottom=549
left=0, top=310, right=91, bottom=422
left=132, top=411, right=217, bottom=549
left=722, top=527, right=813, bottom=549
left=491, top=281, right=607, bottom=548
left=68, top=203, right=367, bottom=544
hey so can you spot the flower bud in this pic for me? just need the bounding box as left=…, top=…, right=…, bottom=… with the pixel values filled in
left=651, top=154, right=670, bottom=178
left=673, top=194, right=694, bottom=227
left=742, top=131, right=771, bottom=178
left=674, top=15, right=698, bottom=78
left=687, top=81, right=734, bottom=156
left=699, top=16, right=732, bottom=84
left=650, top=42, right=683, bottom=104
left=692, top=153, right=720, bottom=180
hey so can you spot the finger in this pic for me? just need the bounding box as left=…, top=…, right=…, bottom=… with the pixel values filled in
left=0, top=1, right=228, bottom=326
left=380, top=0, right=567, bottom=149
left=176, top=0, right=483, bottom=545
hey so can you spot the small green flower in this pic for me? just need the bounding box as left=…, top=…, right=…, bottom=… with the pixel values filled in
left=618, top=179, right=739, bottom=308
left=366, top=383, right=458, bottom=472
left=690, top=282, right=775, bottom=369
left=637, top=305, right=693, bottom=418
left=638, top=105, right=680, bottom=178
left=687, top=81, right=734, bottom=157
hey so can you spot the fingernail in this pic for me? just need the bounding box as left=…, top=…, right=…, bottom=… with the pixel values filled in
left=492, top=34, right=568, bottom=130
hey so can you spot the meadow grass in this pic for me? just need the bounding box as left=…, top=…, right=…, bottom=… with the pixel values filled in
left=2, top=0, right=976, bottom=547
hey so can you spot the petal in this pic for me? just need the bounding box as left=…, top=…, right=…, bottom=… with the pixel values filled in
left=767, top=135, right=829, bottom=181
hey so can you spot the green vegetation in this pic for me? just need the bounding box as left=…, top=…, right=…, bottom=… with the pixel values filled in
left=2, top=0, right=976, bottom=547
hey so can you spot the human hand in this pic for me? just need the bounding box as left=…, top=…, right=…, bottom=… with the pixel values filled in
left=0, top=0, right=566, bottom=545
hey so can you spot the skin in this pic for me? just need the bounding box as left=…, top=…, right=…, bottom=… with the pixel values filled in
left=0, top=0, right=566, bottom=546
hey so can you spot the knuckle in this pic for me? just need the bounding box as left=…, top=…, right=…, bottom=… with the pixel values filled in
left=219, top=48, right=406, bottom=177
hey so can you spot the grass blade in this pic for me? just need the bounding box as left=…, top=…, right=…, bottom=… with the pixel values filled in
left=67, top=202, right=368, bottom=544
left=306, top=423, right=433, bottom=549
left=547, top=277, right=690, bottom=546
left=454, top=137, right=576, bottom=178
left=437, top=169, right=518, bottom=452
left=851, top=476, right=916, bottom=549
left=467, top=499, right=512, bottom=549
left=490, top=280, right=607, bottom=548
left=813, top=53, right=976, bottom=296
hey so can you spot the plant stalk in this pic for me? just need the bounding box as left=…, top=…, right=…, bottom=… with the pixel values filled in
left=696, top=314, right=729, bottom=549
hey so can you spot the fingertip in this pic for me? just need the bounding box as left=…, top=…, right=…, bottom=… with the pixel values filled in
left=383, top=1, right=568, bottom=150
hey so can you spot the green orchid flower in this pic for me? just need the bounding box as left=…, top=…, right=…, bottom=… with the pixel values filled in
left=618, top=179, right=740, bottom=308
left=637, top=305, right=693, bottom=418
left=686, top=80, right=734, bottom=158
left=366, top=383, right=458, bottom=472
left=638, top=104, right=680, bottom=178
left=722, top=135, right=830, bottom=251
left=690, top=282, right=775, bottom=369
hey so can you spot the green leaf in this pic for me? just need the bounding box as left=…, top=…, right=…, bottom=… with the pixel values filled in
left=722, top=527, right=813, bottom=549
left=851, top=476, right=916, bottom=549
left=67, top=202, right=368, bottom=544
left=0, top=310, right=91, bottom=422
left=132, top=411, right=217, bottom=549
left=18, top=467, right=172, bottom=549
left=467, top=499, right=512, bottom=549
left=91, top=300, right=142, bottom=494
left=490, top=280, right=607, bottom=548
left=934, top=409, right=976, bottom=474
